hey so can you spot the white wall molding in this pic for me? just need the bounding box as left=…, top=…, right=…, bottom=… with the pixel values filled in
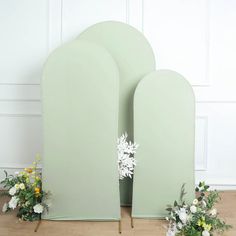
left=48, top=0, right=63, bottom=52
left=0, top=114, right=41, bottom=117
left=0, top=163, right=42, bottom=169
left=195, top=116, right=208, bottom=171
left=126, top=0, right=130, bottom=24
left=141, top=0, right=144, bottom=33
left=196, top=179, right=236, bottom=190
left=196, top=101, right=236, bottom=104
left=195, top=183, right=236, bottom=190
left=0, top=83, right=41, bottom=86
left=129, top=0, right=143, bottom=31
left=0, top=99, right=41, bottom=102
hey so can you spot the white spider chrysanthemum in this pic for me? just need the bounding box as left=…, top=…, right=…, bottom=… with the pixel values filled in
left=117, top=133, right=138, bottom=180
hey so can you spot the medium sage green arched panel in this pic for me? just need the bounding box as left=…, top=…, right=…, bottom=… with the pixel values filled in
left=42, top=40, right=120, bottom=220
left=132, top=70, right=195, bottom=218
left=78, top=21, right=156, bottom=205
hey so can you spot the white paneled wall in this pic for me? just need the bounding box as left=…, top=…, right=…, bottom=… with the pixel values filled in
left=1, top=0, right=236, bottom=189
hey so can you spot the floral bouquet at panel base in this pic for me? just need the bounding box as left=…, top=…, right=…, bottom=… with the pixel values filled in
left=166, top=182, right=232, bottom=236
left=0, top=155, right=50, bottom=221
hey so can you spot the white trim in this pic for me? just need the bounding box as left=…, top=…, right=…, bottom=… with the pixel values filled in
left=196, top=101, right=236, bottom=103
left=203, top=184, right=236, bottom=190
left=191, top=0, right=211, bottom=87
left=126, top=0, right=130, bottom=24
left=0, top=163, right=42, bottom=169
left=141, top=0, right=144, bottom=33
left=195, top=116, right=208, bottom=171
left=0, top=99, right=41, bottom=102
left=0, top=114, right=41, bottom=117
left=0, top=83, right=40, bottom=86
left=60, top=0, right=63, bottom=44
left=48, top=0, right=63, bottom=51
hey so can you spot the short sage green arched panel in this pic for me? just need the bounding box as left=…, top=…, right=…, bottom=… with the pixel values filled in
left=78, top=21, right=156, bottom=205
left=42, top=40, right=120, bottom=220
left=132, top=70, right=195, bottom=218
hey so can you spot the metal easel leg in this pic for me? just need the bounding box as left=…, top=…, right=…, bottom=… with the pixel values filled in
left=34, top=219, right=41, bottom=232
left=118, top=220, right=122, bottom=234
left=131, top=217, right=134, bottom=228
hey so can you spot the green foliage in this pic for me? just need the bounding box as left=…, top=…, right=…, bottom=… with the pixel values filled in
left=166, top=182, right=232, bottom=236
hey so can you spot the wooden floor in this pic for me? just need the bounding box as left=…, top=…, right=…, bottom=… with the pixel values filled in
left=0, top=191, right=236, bottom=236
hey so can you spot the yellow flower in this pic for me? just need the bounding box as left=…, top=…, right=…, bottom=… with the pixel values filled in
left=35, top=176, right=40, bottom=181
left=15, top=183, right=20, bottom=190
left=197, top=220, right=202, bottom=226
left=35, top=187, right=40, bottom=195
left=24, top=168, right=33, bottom=173
left=204, top=224, right=212, bottom=231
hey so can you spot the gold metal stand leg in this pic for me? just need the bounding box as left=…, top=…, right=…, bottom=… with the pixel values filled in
left=118, top=220, right=122, bottom=234
left=131, top=217, right=134, bottom=228
left=34, top=219, right=41, bottom=232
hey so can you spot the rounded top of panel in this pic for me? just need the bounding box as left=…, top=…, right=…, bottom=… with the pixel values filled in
left=134, top=69, right=195, bottom=101
left=42, top=39, right=119, bottom=86
left=77, top=21, right=156, bottom=77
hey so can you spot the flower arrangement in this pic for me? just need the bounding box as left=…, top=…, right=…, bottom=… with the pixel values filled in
left=0, top=156, right=50, bottom=221
left=117, top=132, right=138, bottom=179
left=166, top=182, right=231, bottom=236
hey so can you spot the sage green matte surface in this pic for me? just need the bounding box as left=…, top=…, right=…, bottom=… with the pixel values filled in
left=78, top=21, right=156, bottom=205
left=42, top=40, right=120, bottom=220
left=132, top=70, right=195, bottom=218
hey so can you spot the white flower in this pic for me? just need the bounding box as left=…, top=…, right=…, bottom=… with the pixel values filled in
left=190, top=205, right=197, bottom=213
left=9, top=186, right=17, bottom=196
left=166, top=229, right=176, bottom=236
left=117, top=133, right=138, bottom=179
left=14, top=171, right=19, bottom=175
left=178, top=208, right=187, bottom=224
left=19, top=183, right=25, bottom=190
left=209, top=208, right=217, bottom=216
left=202, top=230, right=210, bottom=236
left=8, top=196, right=18, bottom=209
left=193, top=199, right=198, bottom=205
left=166, top=223, right=177, bottom=236
left=177, top=222, right=182, bottom=229
left=33, top=204, right=44, bottom=214
left=2, top=203, right=8, bottom=212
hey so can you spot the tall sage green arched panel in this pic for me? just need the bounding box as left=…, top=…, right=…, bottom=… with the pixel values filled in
left=132, top=70, right=195, bottom=218
left=78, top=21, right=156, bottom=205
left=42, top=40, right=120, bottom=220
